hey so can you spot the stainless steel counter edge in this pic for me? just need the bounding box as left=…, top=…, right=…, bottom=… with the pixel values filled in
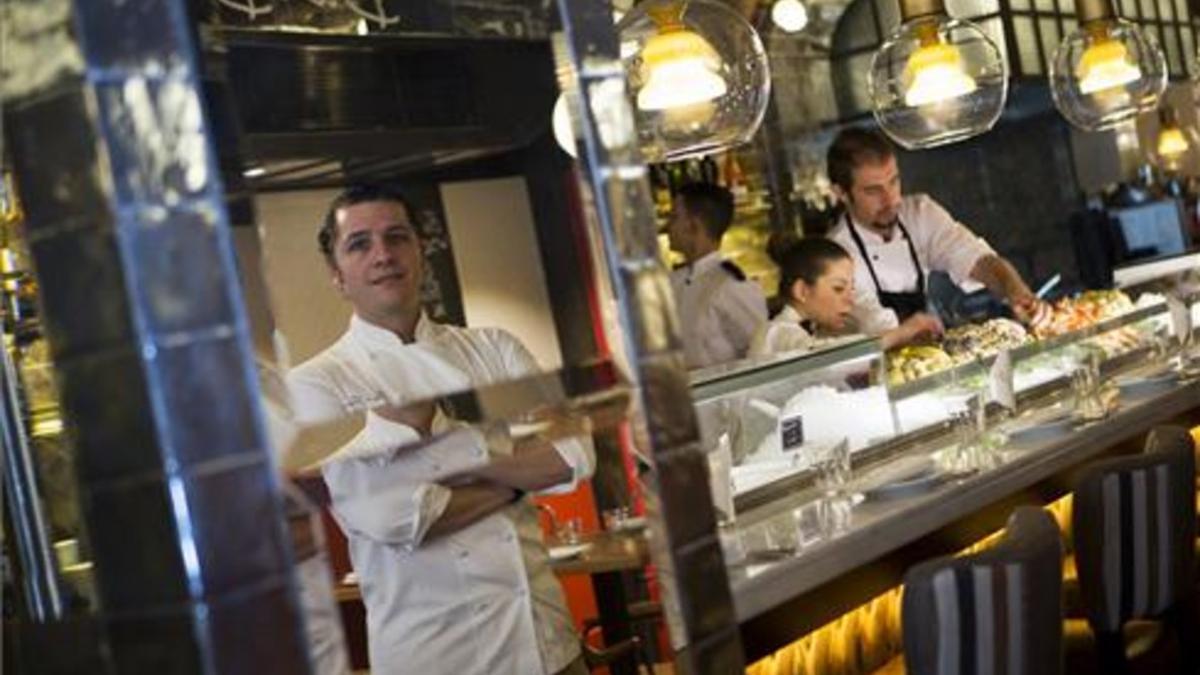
left=730, top=379, right=1200, bottom=624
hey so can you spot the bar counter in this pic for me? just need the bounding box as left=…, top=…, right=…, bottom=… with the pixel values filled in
left=729, top=374, right=1200, bottom=661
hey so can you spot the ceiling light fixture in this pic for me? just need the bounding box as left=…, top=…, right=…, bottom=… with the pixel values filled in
left=868, top=0, right=1007, bottom=149
left=1048, top=0, right=1165, bottom=131
left=771, top=0, right=809, bottom=34
left=617, top=0, right=770, bottom=162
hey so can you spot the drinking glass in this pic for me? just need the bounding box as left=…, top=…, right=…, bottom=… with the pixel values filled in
left=555, top=517, right=583, bottom=545
left=810, top=439, right=852, bottom=535
left=812, top=439, right=848, bottom=493
left=1071, top=352, right=1105, bottom=420
left=602, top=506, right=631, bottom=532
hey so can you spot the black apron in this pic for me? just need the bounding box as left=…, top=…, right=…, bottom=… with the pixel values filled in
left=845, top=215, right=927, bottom=322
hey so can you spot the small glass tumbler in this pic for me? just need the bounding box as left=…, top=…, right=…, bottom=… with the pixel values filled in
left=810, top=440, right=852, bottom=535
left=555, top=517, right=583, bottom=545
left=1071, top=353, right=1105, bottom=420
left=602, top=507, right=631, bottom=532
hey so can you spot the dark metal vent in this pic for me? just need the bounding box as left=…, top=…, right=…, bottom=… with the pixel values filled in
left=209, top=30, right=558, bottom=187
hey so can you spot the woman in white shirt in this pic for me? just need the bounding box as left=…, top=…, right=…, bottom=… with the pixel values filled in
left=751, top=238, right=942, bottom=357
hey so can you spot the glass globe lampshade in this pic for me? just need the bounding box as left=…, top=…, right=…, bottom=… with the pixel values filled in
left=772, top=0, right=809, bottom=33
left=1049, top=0, right=1165, bottom=132
left=1151, top=106, right=1197, bottom=171
left=617, top=0, right=771, bottom=162
left=868, top=0, right=1008, bottom=150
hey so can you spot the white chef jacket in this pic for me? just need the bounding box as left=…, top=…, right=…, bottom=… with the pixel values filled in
left=288, top=314, right=594, bottom=675
left=749, top=305, right=817, bottom=357
left=669, top=251, right=768, bottom=369
left=829, top=194, right=994, bottom=334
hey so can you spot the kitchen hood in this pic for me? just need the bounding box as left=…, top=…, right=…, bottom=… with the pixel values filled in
left=205, top=29, right=558, bottom=190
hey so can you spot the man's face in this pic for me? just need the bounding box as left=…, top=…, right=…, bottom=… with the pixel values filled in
left=843, top=155, right=903, bottom=230
left=328, top=200, right=424, bottom=321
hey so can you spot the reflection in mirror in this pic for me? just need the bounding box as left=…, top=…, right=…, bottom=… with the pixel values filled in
left=236, top=155, right=646, bottom=671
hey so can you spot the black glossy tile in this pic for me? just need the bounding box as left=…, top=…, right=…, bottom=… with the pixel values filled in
left=92, top=79, right=213, bottom=207
left=106, top=610, right=204, bottom=675
left=651, top=445, right=719, bottom=547
left=73, top=0, right=189, bottom=75
left=6, top=87, right=114, bottom=234
left=153, top=336, right=263, bottom=469
left=671, top=538, right=737, bottom=639
left=121, top=204, right=236, bottom=337
left=83, top=479, right=189, bottom=612
left=184, top=461, right=291, bottom=598
left=29, top=228, right=134, bottom=359
left=208, top=582, right=311, bottom=675
left=680, top=629, right=744, bottom=675
left=56, top=348, right=161, bottom=484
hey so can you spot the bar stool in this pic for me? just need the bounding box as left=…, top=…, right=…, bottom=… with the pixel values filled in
left=878, top=506, right=1065, bottom=675
left=1064, top=425, right=1198, bottom=675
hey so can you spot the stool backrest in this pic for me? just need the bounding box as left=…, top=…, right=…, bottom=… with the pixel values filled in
left=902, top=507, right=1064, bottom=675
left=1072, top=425, right=1198, bottom=633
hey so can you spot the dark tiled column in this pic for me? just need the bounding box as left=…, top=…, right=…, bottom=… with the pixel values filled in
left=2, top=1, right=311, bottom=673
left=553, top=2, right=745, bottom=673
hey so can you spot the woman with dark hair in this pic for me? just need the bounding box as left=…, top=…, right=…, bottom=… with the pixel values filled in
left=751, top=238, right=942, bottom=356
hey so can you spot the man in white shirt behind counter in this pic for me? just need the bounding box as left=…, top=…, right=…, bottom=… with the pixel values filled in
left=826, top=128, right=1045, bottom=336
left=667, top=182, right=768, bottom=369
left=287, top=184, right=594, bottom=675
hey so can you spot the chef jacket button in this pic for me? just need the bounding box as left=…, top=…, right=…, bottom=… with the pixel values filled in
left=504, top=533, right=515, bottom=543
left=458, top=550, right=470, bottom=559
left=431, top=462, right=441, bottom=472
left=476, top=602, right=488, bottom=612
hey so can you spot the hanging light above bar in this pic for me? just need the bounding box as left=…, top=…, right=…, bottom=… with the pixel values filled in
left=616, top=0, right=770, bottom=162
left=771, top=0, right=809, bottom=34
left=868, top=0, right=1008, bottom=150
left=1152, top=105, right=1196, bottom=171
left=1048, top=0, right=1165, bottom=131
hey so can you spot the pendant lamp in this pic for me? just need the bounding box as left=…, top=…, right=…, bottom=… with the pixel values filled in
left=1152, top=105, right=1195, bottom=171
left=868, top=0, right=1008, bottom=149
left=617, top=0, right=770, bottom=162
left=771, top=0, right=809, bottom=34
left=1048, top=0, right=1165, bottom=131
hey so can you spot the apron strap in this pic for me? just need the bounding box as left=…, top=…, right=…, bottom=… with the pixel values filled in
left=844, top=214, right=926, bottom=296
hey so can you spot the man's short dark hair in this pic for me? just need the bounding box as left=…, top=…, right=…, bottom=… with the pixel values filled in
left=675, top=182, right=735, bottom=242
left=319, top=183, right=416, bottom=265
left=826, top=127, right=896, bottom=192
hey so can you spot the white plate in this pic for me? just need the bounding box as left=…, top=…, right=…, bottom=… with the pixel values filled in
left=547, top=543, right=591, bottom=561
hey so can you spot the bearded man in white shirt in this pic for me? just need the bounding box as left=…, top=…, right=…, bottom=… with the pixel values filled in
left=667, top=182, right=768, bottom=369
left=826, top=128, right=1045, bottom=336
left=288, top=184, right=593, bottom=675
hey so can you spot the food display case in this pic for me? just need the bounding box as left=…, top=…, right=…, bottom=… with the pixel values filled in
left=692, top=281, right=1187, bottom=521
left=678, top=257, right=1200, bottom=667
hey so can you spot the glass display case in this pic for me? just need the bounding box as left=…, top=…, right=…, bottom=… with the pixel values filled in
left=688, top=262, right=1197, bottom=527
left=688, top=337, right=892, bottom=515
